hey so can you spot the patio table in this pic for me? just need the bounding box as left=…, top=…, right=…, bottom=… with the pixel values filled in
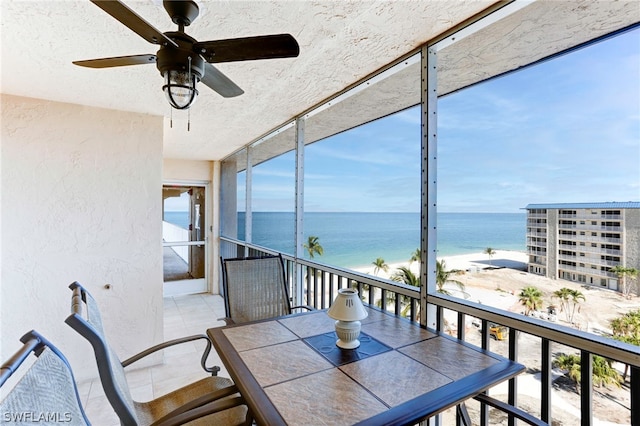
left=207, top=307, right=524, bottom=426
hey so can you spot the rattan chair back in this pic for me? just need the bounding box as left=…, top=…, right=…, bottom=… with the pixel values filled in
left=221, top=255, right=292, bottom=324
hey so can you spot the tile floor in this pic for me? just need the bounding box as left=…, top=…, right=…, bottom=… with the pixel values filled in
left=77, top=293, right=230, bottom=426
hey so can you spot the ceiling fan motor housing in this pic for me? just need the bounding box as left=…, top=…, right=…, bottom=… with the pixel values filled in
left=156, top=32, right=205, bottom=79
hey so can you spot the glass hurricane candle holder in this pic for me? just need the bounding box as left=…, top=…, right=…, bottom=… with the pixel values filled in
left=327, top=288, right=368, bottom=349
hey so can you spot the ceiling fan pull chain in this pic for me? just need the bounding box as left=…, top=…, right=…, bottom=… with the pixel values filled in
left=170, top=106, right=173, bottom=129
left=188, top=56, right=192, bottom=132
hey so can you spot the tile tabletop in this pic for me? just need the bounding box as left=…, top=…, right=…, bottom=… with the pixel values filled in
left=208, top=308, right=524, bottom=426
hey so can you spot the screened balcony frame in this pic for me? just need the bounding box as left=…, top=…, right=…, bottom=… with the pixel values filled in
left=219, top=0, right=640, bottom=329
left=219, top=4, right=640, bottom=422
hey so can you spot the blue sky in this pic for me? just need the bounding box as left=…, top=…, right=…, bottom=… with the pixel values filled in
left=246, top=27, right=640, bottom=214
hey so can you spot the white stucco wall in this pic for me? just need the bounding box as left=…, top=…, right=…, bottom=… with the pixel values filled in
left=1, top=94, right=164, bottom=381
left=163, top=158, right=212, bottom=182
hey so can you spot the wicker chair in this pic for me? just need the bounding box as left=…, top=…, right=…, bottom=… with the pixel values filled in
left=1, top=330, right=90, bottom=426
left=220, top=254, right=313, bottom=324
left=65, top=282, right=250, bottom=426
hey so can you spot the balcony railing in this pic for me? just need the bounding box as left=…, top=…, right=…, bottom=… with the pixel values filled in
left=220, top=237, right=639, bottom=426
left=558, top=264, right=618, bottom=278
left=558, top=233, right=621, bottom=244
left=527, top=213, right=547, bottom=219
left=559, top=213, right=622, bottom=220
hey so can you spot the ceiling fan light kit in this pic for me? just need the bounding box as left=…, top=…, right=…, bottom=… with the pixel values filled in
left=74, top=0, right=300, bottom=111
left=157, top=32, right=204, bottom=110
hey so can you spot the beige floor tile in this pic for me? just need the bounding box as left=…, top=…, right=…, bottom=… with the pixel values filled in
left=125, top=366, right=152, bottom=390
left=76, top=379, right=93, bottom=407
left=78, top=293, right=228, bottom=424
left=152, top=370, right=210, bottom=398
left=86, top=378, right=106, bottom=399
left=129, top=383, right=154, bottom=402
left=83, top=395, right=119, bottom=426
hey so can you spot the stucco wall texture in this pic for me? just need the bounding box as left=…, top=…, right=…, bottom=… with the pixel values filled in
left=1, top=94, right=164, bottom=380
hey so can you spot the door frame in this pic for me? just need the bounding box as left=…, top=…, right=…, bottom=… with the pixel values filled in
left=162, top=180, right=211, bottom=296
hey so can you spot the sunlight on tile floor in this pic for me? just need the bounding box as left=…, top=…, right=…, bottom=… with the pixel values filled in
left=77, top=293, right=229, bottom=425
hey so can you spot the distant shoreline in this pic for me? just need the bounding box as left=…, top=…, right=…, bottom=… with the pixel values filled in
left=350, top=249, right=528, bottom=278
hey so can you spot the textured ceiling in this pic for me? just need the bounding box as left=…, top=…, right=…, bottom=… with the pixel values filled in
left=223, top=0, right=639, bottom=171
left=0, top=0, right=495, bottom=160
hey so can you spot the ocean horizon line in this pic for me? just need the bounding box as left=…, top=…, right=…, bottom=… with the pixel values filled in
left=165, top=211, right=527, bottom=268
left=234, top=211, right=527, bottom=214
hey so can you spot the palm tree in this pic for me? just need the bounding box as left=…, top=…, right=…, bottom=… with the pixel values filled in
left=553, top=287, right=585, bottom=324
left=303, top=235, right=324, bottom=258
left=436, top=260, right=464, bottom=295
left=409, top=248, right=420, bottom=265
left=484, top=247, right=496, bottom=267
left=591, top=356, right=623, bottom=388
left=553, top=353, right=582, bottom=392
left=553, top=353, right=622, bottom=392
left=372, top=257, right=389, bottom=276
left=611, top=309, right=640, bottom=345
left=610, top=309, right=640, bottom=380
left=391, top=266, right=420, bottom=287
left=390, top=266, right=420, bottom=318
left=553, top=287, right=571, bottom=322
left=518, top=286, right=543, bottom=316
left=609, top=266, right=639, bottom=300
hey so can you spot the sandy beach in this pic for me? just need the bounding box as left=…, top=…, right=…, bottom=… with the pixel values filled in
left=354, top=248, right=639, bottom=336
left=353, top=250, right=638, bottom=425
left=353, top=249, right=528, bottom=280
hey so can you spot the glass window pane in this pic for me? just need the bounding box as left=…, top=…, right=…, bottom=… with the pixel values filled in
left=302, top=54, right=421, bottom=273
left=304, top=106, right=421, bottom=270
left=220, top=148, right=246, bottom=241
left=250, top=125, right=296, bottom=255
left=436, top=3, right=638, bottom=424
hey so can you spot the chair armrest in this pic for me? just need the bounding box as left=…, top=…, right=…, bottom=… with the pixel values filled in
left=121, top=334, right=220, bottom=375
left=291, top=305, right=315, bottom=312
left=152, top=396, right=249, bottom=426
left=473, top=394, right=548, bottom=426
left=149, top=385, right=248, bottom=426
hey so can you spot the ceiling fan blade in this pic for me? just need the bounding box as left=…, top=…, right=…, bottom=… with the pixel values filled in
left=89, top=0, right=177, bottom=47
left=201, top=63, right=244, bottom=98
left=73, top=54, right=157, bottom=68
left=194, top=34, right=299, bottom=63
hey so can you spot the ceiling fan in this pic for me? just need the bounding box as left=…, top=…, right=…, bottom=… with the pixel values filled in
left=74, top=0, right=300, bottom=110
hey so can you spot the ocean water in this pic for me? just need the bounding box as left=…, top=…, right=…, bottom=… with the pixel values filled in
left=164, top=211, right=191, bottom=229
left=245, top=212, right=525, bottom=268
left=165, top=211, right=526, bottom=268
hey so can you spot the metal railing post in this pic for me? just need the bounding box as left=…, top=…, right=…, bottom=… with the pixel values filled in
left=293, top=117, right=305, bottom=307
left=541, top=338, right=552, bottom=423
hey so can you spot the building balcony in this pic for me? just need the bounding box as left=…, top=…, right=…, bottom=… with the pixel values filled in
left=526, top=240, right=547, bottom=248
left=558, top=264, right=618, bottom=278
left=527, top=213, right=547, bottom=219
left=558, top=223, right=577, bottom=229
left=528, top=256, right=546, bottom=266
left=562, top=254, right=621, bottom=268
left=557, top=242, right=621, bottom=258
left=557, top=233, right=621, bottom=244
left=527, top=221, right=548, bottom=228
left=527, top=247, right=547, bottom=256
left=601, top=214, right=622, bottom=220
left=559, top=213, right=622, bottom=220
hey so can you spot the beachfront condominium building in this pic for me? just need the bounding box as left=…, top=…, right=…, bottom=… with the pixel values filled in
left=526, top=202, right=640, bottom=294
